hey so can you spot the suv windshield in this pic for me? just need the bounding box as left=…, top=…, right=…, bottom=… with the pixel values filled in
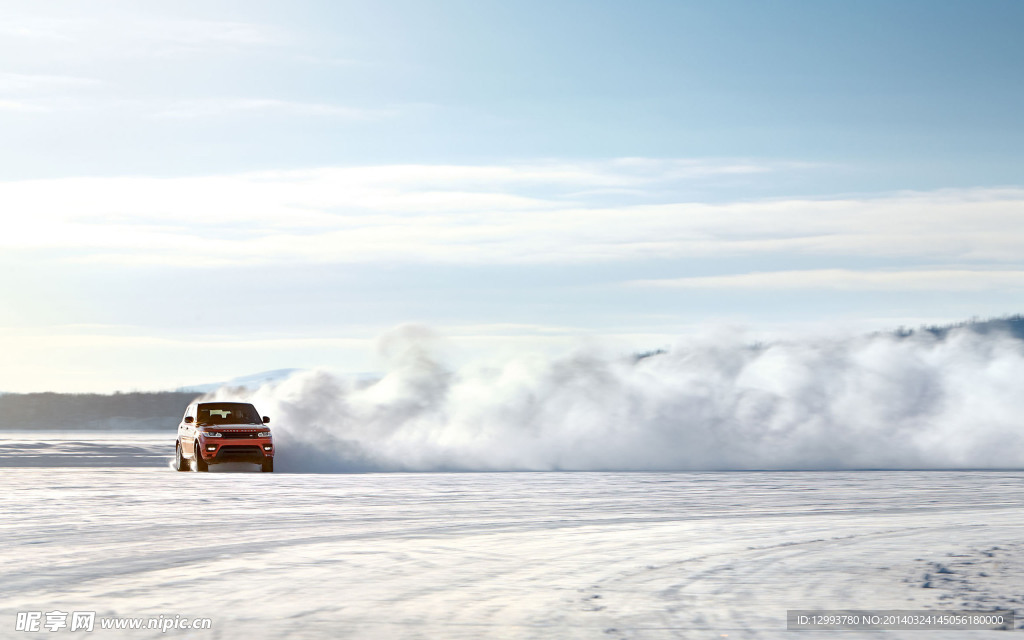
left=196, top=402, right=262, bottom=426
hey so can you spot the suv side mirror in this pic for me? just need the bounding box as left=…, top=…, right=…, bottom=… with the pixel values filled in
left=262, top=416, right=270, bottom=424
left=184, top=416, right=194, bottom=424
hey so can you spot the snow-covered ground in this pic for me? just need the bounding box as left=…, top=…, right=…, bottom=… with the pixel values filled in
left=0, top=432, right=170, bottom=468
left=1, top=433, right=1022, bottom=639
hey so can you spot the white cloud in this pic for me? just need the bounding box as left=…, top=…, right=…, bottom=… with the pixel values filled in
left=0, top=16, right=286, bottom=53
left=0, top=322, right=622, bottom=392
left=0, top=98, right=49, bottom=112
left=629, top=269, right=1024, bottom=292
left=0, top=72, right=100, bottom=93
left=292, top=54, right=363, bottom=67
left=0, top=19, right=76, bottom=41
left=138, top=19, right=287, bottom=50
left=0, top=326, right=374, bottom=393
left=150, top=98, right=396, bottom=120
left=0, top=164, right=1021, bottom=271
left=0, top=72, right=101, bottom=113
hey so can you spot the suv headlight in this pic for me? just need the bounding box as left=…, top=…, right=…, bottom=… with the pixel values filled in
left=257, top=431, right=272, bottom=438
left=202, top=430, right=222, bottom=437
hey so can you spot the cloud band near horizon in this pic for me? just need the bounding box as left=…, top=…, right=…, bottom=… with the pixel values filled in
left=0, top=161, right=1021, bottom=294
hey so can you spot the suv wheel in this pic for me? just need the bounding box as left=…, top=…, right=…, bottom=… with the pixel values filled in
left=261, top=458, right=274, bottom=473
left=192, top=444, right=209, bottom=472
left=175, top=442, right=188, bottom=472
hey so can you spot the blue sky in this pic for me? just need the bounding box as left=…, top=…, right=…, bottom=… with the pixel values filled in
left=1, top=0, right=1023, bottom=391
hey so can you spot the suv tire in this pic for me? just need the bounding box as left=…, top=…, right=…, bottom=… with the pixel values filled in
left=192, top=444, right=209, bottom=472
left=175, top=442, right=188, bottom=472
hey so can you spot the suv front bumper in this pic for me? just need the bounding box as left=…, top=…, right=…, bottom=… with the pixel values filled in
left=200, top=438, right=273, bottom=464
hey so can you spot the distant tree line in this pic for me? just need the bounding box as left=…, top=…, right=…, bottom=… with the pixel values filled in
left=0, top=391, right=198, bottom=430
left=891, top=314, right=1024, bottom=341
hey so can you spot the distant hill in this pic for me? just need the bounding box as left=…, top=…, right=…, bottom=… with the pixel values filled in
left=0, top=369, right=315, bottom=431
left=0, top=369, right=305, bottom=430
left=893, top=314, right=1024, bottom=341
left=0, top=391, right=198, bottom=431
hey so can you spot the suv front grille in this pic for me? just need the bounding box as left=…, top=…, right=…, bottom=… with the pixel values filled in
left=217, top=445, right=264, bottom=455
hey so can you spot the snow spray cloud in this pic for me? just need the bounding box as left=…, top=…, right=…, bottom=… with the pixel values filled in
left=205, top=325, right=1024, bottom=472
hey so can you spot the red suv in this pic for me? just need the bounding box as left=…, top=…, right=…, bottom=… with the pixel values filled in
left=175, top=402, right=274, bottom=472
